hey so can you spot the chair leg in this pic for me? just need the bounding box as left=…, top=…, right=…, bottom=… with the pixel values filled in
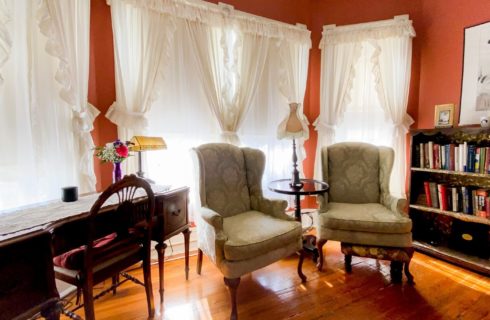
left=316, top=239, right=327, bottom=271
left=224, top=277, right=240, bottom=320
left=344, top=254, right=352, bottom=273
left=111, top=274, right=119, bottom=295
left=41, top=301, right=62, bottom=320
left=82, top=279, right=95, bottom=320
left=155, top=241, right=166, bottom=305
left=296, top=250, right=307, bottom=282
left=75, top=288, right=81, bottom=305
left=390, top=261, right=403, bottom=283
left=197, top=248, right=203, bottom=275
left=404, top=260, right=415, bottom=285
left=143, top=253, right=155, bottom=318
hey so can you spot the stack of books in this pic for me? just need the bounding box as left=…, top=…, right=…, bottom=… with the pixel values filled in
left=415, top=142, right=490, bottom=173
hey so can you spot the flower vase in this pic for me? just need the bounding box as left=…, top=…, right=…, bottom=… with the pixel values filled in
left=113, top=162, right=122, bottom=183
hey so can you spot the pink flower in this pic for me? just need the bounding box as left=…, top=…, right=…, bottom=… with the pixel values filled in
left=116, top=144, right=129, bottom=158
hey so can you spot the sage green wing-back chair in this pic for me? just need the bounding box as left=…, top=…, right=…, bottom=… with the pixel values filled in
left=316, top=142, right=414, bottom=284
left=192, top=143, right=306, bottom=320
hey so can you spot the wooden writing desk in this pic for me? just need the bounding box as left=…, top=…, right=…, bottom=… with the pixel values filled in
left=0, top=186, right=190, bottom=305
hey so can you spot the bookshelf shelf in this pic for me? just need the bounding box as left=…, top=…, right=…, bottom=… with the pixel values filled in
left=409, top=204, right=490, bottom=226
left=411, top=167, right=490, bottom=178
left=413, top=240, right=490, bottom=275
left=409, top=128, right=490, bottom=276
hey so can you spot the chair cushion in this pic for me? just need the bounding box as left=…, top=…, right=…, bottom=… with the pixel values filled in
left=323, top=202, right=412, bottom=234
left=53, top=233, right=117, bottom=270
left=223, top=211, right=301, bottom=261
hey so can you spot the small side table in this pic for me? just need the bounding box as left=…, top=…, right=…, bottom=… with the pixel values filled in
left=268, top=179, right=329, bottom=261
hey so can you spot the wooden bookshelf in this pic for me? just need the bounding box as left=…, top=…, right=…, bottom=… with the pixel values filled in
left=409, top=128, right=490, bottom=276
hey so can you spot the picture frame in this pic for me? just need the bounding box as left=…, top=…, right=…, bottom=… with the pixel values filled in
left=435, top=103, right=455, bottom=128
left=459, top=21, right=490, bottom=125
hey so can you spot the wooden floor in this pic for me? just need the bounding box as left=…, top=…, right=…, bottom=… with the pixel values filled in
left=61, top=241, right=490, bottom=320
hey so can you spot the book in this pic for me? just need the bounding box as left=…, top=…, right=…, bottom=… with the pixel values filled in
left=429, top=182, right=439, bottom=209
left=424, top=181, right=432, bottom=207
left=475, top=189, right=488, bottom=217
left=449, top=144, right=455, bottom=171
left=463, top=142, right=468, bottom=172
left=479, top=147, right=486, bottom=174
left=419, top=143, right=425, bottom=168
left=475, top=148, right=480, bottom=173
left=428, top=141, right=434, bottom=169
left=438, top=184, right=448, bottom=210
left=414, top=143, right=421, bottom=167
left=472, top=189, right=478, bottom=215
left=441, top=145, right=446, bottom=170
left=434, top=144, right=441, bottom=169
left=461, top=186, right=472, bottom=214
left=486, top=147, right=490, bottom=173
left=486, top=196, right=490, bottom=219
left=467, top=145, right=476, bottom=172
left=451, top=187, right=459, bottom=212
left=424, top=143, right=430, bottom=168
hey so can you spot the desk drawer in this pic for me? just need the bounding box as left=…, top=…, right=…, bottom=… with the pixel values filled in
left=163, top=193, right=188, bottom=236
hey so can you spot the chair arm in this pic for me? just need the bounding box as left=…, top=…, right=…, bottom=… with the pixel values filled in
left=253, top=197, right=293, bottom=221
left=196, top=207, right=227, bottom=265
left=381, top=194, right=408, bottom=217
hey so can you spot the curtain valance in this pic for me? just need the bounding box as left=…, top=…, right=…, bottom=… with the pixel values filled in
left=320, top=15, right=415, bottom=48
left=111, top=0, right=311, bottom=46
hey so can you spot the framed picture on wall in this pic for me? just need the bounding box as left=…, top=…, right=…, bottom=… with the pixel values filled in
left=459, top=21, right=490, bottom=125
left=434, top=104, right=455, bottom=128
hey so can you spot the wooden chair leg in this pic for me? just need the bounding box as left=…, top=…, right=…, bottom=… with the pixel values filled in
left=390, top=261, right=403, bottom=283
left=404, top=260, right=415, bottom=285
left=344, top=254, right=352, bottom=273
left=111, top=274, right=119, bottom=295
left=224, top=277, right=240, bottom=320
left=155, top=241, right=166, bottom=305
left=183, top=228, right=191, bottom=280
left=143, top=253, right=155, bottom=317
left=316, top=239, right=327, bottom=271
left=296, top=250, right=307, bottom=282
left=197, top=249, right=203, bottom=275
left=82, top=279, right=95, bottom=320
left=75, top=288, right=81, bottom=305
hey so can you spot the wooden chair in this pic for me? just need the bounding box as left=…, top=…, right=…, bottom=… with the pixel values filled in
left=0, top=230, right=61, bottom=320
left=52, top=174, right=155, bottom=319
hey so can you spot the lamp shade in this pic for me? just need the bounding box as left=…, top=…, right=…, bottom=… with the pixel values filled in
left=129, top=136, right=167, bottom=151
left=277, top=103, right=309, bottom=140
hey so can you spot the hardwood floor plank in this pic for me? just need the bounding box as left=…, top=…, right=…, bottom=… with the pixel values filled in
left=60, top=241, right=490, bottom=320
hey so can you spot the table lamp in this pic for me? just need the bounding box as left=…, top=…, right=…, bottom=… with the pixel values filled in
left=277, top=103, right=309, bottom=189
left=130, top=136, right=167, bottom=183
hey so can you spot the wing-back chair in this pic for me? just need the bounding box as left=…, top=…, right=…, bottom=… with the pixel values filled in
left=192, top=143, right=306, bottom=320
left=316, top=142, right=414, bottom=283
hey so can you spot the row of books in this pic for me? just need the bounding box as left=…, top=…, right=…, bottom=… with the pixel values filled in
left=415, top=142, right=490, bottom=173
left=423, top=181, right=490, bottom=218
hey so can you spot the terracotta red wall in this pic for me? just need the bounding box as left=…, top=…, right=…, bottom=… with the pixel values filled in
left=88, top=0, right=490, bottom=193
left=417, top=0, right=490, bottom=128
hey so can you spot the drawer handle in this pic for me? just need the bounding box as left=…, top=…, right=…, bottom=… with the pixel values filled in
left=171, top=209, right=181, bottom=216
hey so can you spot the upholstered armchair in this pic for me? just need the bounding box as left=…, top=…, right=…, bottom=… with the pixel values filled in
left=192, top=143, right=305, bottom=320
left=316, top=142, right=414, bottom=283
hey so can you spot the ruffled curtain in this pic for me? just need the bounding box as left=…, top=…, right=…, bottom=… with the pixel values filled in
left=276, top=35, right=311, bottom=177
left=184, top=18, right=272, bottom=145
left=0, top=0, right=11, bottom=84
left=107, top=0, right=176, bottom=133
left=38, top=0, right=99, bottom=192
left=313, top=28, right=361, bottom=179
left=314, top=15, right=415, bottom=197
left=372, top=28, right=414, bottom=197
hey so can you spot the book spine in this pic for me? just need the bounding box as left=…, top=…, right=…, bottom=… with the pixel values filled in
left=479, top=147, right=486, bottom=174
left=461, top=186, right=471, bottom=214
left=429, top=182, right=439, bottom=209
left=471, top=189, right=478, bottom=215
left=467, top=145, right=476, bottom=172
left=475, top=148, right=480, bottom=173
left=486, top=196, right=490, bottom=219
left=451, top=187, right=459, bottom=212
left=424, top=181, right=432, bottom=207
left=475, top=189, right=488, bottom=217
left=449, top=144, right=455, bottom=171
left=428, top=141, right=434, bottom=169
left=419, top=143, right=425, bottom=168
left=463, top=142, right=468, bottom=172
left=486, top=147, right=490, bottom=173
left=434, top=144, right=441, bottom=169
left=424, top=143, right=430, bottom=168
left=438, top=184, right=448, bottom=210
left=441, top=145, right=446, bottom=170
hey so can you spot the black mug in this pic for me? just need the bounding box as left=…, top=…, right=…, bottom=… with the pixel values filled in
left=61, top=186, right=78, bottom=202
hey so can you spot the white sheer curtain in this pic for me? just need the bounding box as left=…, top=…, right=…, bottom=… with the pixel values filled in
left=372, top=23, right=415, bottom=197
left=0, top=0, right=94, bottom=211
left=184, top=19, right=272, bottom=145
left=39, top=0, right=99, bottom=192
left=0, top=0, right=11, bottom=84
left=314, top=15, right=415, bottom=197
left=314, top=25, right=360, bottom=180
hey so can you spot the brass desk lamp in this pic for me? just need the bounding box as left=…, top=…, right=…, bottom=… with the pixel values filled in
left=130, top=136, right=167, bottom=183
